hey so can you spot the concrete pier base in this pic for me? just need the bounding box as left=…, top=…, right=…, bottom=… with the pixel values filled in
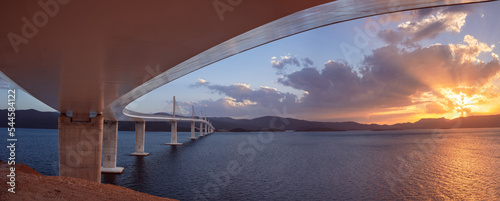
left=101, top=120, right=124, bottom=174
left=101, top=167, right=124, bottom=174
left=165, top=121, right=183, bottom=145
left=188, top=121, right=198, bottom=140
left=205, top=123, right=208, bottom=135
left=130, top=152, right=150, bottom=156
left=130, top=121, right=150, bottom=156
left=58, top=114, right=103, bottom=183
left=164, top=143, right=183, bottom=146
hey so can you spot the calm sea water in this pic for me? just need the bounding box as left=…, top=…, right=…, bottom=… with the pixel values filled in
left=2, top=128, right=500, bottom=200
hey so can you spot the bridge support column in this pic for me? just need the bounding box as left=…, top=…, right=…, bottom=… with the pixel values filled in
left=188, top=121, right=197, bottom=140
left=165, top=120, right=183, bottom=145
left=205, top=124, right=208, bottom=135
left=199, top=123, right=204, bottom=137
left=58, top=114, right=103, bottom=183
left=130, top=121, right=149, bottom=156
left=101, top=120, right=124, bottom=174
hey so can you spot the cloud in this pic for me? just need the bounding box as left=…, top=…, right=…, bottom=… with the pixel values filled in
left=187, top=34, right=499, bottom=122
left=412, top=8, right=436, bottom=20
left=185, top=81, right=298, bottom=117
left=271, top=54, right=300, bottom=70
left=449, top=34, right=495, bottom=64
left=302, top=57, right=314, bottom=68
left=277, top=35, right=500, bottom=117
left=190, top=78, right=209, bottom=87
left=425, top=102, right=449, bottom=114
left=186, top=4, right=498, bottom=123
left=400, top=11, right=467, bottom=42
left=178, top=98, right=261, bottom=119
left=279, top=60, right=363, bottom=108
left=270, top=54, right=315, bottom=74
left=378, top=5, right=475, bottom=45
left=378, top=29, right=405, bottom=45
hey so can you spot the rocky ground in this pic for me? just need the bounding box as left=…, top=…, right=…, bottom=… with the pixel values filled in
left=0, top=161, right=176, bottom=201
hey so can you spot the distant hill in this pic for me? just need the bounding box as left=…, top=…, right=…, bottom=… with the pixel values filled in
left=0, top=109, right=183, bottom=131
left=210, top=115, right=500, bottom=131
left=0, top=109, right=59, bottom=129
left=1, top=109, right=499, bottom=131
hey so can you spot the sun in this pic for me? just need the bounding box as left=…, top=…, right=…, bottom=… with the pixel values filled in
left=395, top=81, right=500, bottom=124
left=440, top=88, right=482, bottom=118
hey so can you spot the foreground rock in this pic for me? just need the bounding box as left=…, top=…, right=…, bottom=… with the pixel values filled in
left=0, top=161, right=176, bottom=201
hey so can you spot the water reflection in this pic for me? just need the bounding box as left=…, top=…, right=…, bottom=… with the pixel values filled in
left=435, top=132, right=499, bottom=200
left=102, top=173, right=117, bottom=184
left=131, top=156, right=147, bottom=185
left=170, top=146, right=178, bottom=154
left=12, top=129, right=500, bottom=200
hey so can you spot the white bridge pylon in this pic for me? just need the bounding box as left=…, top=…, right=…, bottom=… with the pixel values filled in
left=122, top=96, right=215, bottom=149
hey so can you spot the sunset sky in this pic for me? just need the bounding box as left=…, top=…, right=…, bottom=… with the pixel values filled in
left=2, top=1, right=500, bottom=124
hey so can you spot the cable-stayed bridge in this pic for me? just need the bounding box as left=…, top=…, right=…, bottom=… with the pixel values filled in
left=0, top=0, right=490, bottom=182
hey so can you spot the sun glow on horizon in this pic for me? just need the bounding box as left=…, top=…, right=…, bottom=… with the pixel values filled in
left=441, top=88, right=481, bottom=117
left=407, top=83, right=498, bottom=124
left=364, top=76, right=500, bottom=125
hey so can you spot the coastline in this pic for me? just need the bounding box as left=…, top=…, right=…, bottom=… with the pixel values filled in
left=0, top=161, right=176, bottom=201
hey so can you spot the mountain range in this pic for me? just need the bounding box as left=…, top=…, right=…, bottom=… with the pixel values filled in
left=1, top=109, right=499, bottom=132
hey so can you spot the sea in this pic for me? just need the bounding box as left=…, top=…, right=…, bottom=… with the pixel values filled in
left=1, top=127, right=500, bottom=200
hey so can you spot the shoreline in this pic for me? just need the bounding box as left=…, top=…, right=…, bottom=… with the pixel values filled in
left=0, top=161, right=176, bottom=201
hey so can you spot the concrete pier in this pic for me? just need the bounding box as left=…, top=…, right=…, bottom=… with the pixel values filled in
left=165, top=120, right=183, bottom=145
left=188, top=106, right=197, bottom=140
left=205, top=122, right=208, bottom=135
left=130, top=121, right=150, bottom=156
left=58, top=114, right=103, bottom=183
left=199, top=122, right=204, bottom=137
left=188, top=121, right=198, bottom=140
left=101, top=120, right=124, bottom=174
